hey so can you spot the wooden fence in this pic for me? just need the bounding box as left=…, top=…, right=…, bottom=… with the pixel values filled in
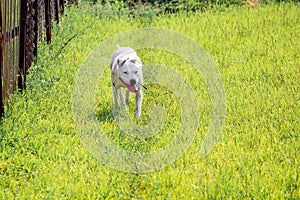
left=0, top=0, right=65, bottom=116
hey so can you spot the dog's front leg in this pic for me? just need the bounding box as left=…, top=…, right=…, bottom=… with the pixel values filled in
left=113, top=87, right=119, bottom=107
left=118, top=89, right=126, bottom=106
left=125, top=89, right=130, bottom=104
left=135, top=89, right=142, bottom=117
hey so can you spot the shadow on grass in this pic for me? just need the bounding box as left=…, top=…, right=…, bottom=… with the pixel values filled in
left=95, top=102, right=114, bottom=123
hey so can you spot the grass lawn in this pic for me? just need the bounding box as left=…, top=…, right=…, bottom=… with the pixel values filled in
left=1, top=2, right=299, bottom=199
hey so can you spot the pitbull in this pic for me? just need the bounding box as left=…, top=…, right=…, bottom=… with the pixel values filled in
left=110, top=45, right=144, bottom=117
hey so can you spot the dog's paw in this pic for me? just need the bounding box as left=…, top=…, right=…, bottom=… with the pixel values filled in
left=135, top=110, right=141, bottom=118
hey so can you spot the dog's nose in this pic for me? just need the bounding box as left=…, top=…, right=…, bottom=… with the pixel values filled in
left=130, top=79, right=136, bottom=85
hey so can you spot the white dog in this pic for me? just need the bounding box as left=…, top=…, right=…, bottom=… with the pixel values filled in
left=110, top=45, right=144, bottom=117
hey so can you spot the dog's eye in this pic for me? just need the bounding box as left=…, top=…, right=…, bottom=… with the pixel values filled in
left=135, top=71, right=138, bottom=74
left=123, top=71, right=128, bottom=74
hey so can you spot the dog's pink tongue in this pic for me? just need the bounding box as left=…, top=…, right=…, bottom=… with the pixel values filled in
left=128, top=85, right=138, bottom=93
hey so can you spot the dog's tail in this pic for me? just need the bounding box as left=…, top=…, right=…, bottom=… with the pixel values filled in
left=116, top=44, right=120, bottom=49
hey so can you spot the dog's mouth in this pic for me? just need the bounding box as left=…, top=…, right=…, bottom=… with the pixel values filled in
left=127, top=85, right=138, bottom=93
left=119, top=77, right=138, bottom=93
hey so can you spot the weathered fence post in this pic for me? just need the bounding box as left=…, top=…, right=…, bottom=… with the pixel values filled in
left=1, top=0, right=64, bottom=116
left=0, top=3, right=4, bottom=116
left=59, top=0, right=64, bottom=15
left=45, top=0, right=51, bottom=44
left=18, top=0, right=27, bottom=91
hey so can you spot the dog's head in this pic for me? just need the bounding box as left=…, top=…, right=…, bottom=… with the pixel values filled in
left=115, top=57, right=142, bottom=93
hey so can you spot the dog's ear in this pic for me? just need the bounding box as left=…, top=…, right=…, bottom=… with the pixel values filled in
left=130, top=59, right=139, bottom=64
left=111, top=63, right=118, bottom=75
left=118, top=58, right=127, bottom=67
left=130, top=58, right=142, bottom=65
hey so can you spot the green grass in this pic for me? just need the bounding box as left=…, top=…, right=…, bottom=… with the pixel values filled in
left=1, top=2, right=300, bottom=199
